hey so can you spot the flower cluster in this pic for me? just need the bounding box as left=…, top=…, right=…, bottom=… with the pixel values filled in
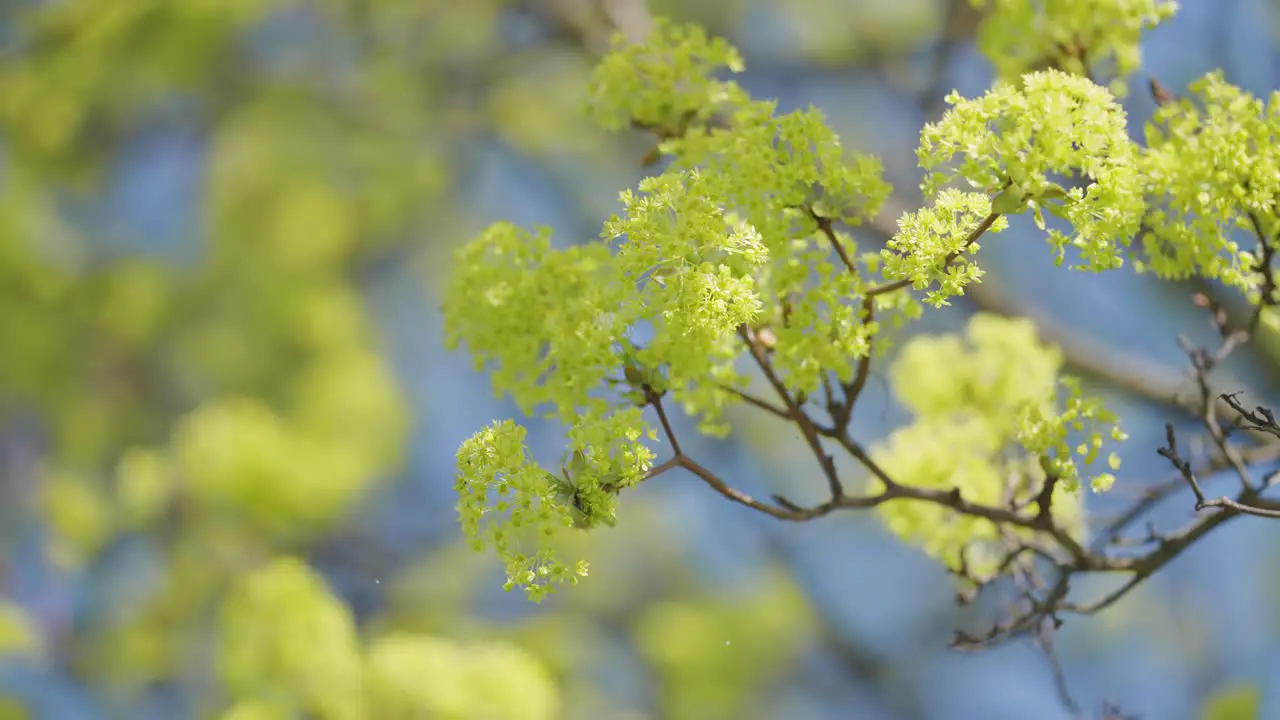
left=916, top=69, right=1145, bottom=271
left=873, top=314, right=1124, bottom=575
left=970, top=0, right=1178, bottom=93
left=446, top=11, right=1269, bottom=601
left=1140, top=71, right=1280, bottom=296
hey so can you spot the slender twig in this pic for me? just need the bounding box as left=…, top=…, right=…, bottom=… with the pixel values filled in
left=726, top=385, right=794, bottom=421
left=1246, top=209, right=1277, bottom=335
left=1198, top=496, right=1280, bottom=518
left=1180, top=338, right=1256, bottom=491
left=1158, top=423, right=1205, bottom=505
left=808, top=206, right=860, bottom=276
left=1035, top=611, right=1081, bottom=717
left=738, top=325, right=845, bottom=498
left=1097, top=441, right=1280, bottom=545
left=649, top=393, right=682, bottom=457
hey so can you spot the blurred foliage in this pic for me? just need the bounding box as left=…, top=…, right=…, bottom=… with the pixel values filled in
left=0, top=0, right=857, bottom=717
left=0, top=0, right=514, bottom=715
left=635, top=575, right=815, bottom=719
left=776, top=0, right=942, bottom=65
left=0, top=603, right=37, bottom=658
left=0, top=698, right=25, bottom=720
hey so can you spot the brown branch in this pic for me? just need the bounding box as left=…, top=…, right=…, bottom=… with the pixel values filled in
left=1198, top=496, right=1280, bottom=518
left=648, top=392, right=682, bottom=457
left=630, top=301, right=1280, bottom=655
left=674, top=455, right=818, bottom=520
left=807, top=206, right=860, bottom=276
left=1033, top=471, right=1061, bottom=526
left=738, top=324, right=845, bottom=498
left=1097, top=441, right=1280, bottom=544
left=1148, top=75, right=1178, bottom=105
left=718, top=383, right=793, bottom=422
left=1065, top=500, right=1239, bottom=616
left=1246, top=209, right=1278, bottom=335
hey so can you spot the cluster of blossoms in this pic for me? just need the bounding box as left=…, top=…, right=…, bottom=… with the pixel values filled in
left=445, top=6, right=1275, bottom=600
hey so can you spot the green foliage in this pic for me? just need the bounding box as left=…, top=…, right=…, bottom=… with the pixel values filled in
left=587, top=17, right=746, bottom=133
left=917, top=69, right=1144, bottom=272
left=634, top=578, right=815, bottom=719
left=216, top=699, right=295, bottom=720
left=1141, top=71, right=1280, bottom=295
left=219, top=558, right=366, bottom=719
left=872, top=314, right=1123, bottom=574
left=1, top=0, right=1271, bottom=715
left=0, top=603, right=39, bottom=658
left=0, top=698, right=27, bottom=720
left=364, top=633, right=559, bottom=719
left=447, top=17, right=1153, bottom=599
left=882, top=189, right=1004, bottom=307
left=439, top=4, right=1280, bottom=610
left=216, top=558, right=561, bottom=719
left=0, top=0, right=270, bottom=177
left=970, top=0, right=1178, bottom=93
left=0, top=0, right=469, bottom=714
left=774, top=0, right=942, bottom=64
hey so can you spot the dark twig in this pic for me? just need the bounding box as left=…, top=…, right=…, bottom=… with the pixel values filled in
left=1158, top=423, right=1205, bottom=505
left=738, top=324, right=845, bottom=499
left=718, top=383, right=793, bottom=422
left=1246, top=209, right=1278, bottom=335
left=807, top=206, right=860, bottom=276
left=648, top=392, right=682, bottom=457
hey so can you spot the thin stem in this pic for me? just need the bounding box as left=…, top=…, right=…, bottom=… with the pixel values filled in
left=1199, top=496, right=1280, bottom=518
left=1246, top=209, right=1277, bottom=335
left=738, top=325, right=845, bottom=498
left=718, top=383, right=792, bottom=422
left=808, top=206, right=860, bottom=276
left=649, top=393, right=682, bottom=457
left=675, top=455, right=806, bottom=520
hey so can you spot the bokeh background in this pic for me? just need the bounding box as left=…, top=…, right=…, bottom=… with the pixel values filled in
left=0, top=0, right=1279, bottom=718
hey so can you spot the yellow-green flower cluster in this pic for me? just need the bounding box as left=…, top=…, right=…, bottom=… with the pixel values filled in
left=586, top=18, right=746, bottom=133
left=918, top=69, right=1145, bottom=271
left=661, top=102, right=893, bottom=395
left=970, top=0, right=1178, bottom=93
left=1141, top=72, right=1280, bottom=297
left=449, top=19, right=1184, bottom=601
left=882, top=189, right=1005, bottom=307
left=872, top=314, right=1124, bottom=575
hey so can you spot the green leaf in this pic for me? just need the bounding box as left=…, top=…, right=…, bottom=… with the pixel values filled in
left=566, top=450, right=589, bottom=479
left=990, top=184, right=1028, bottom=215
left=1039, top=182, right=1069, bottom=201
